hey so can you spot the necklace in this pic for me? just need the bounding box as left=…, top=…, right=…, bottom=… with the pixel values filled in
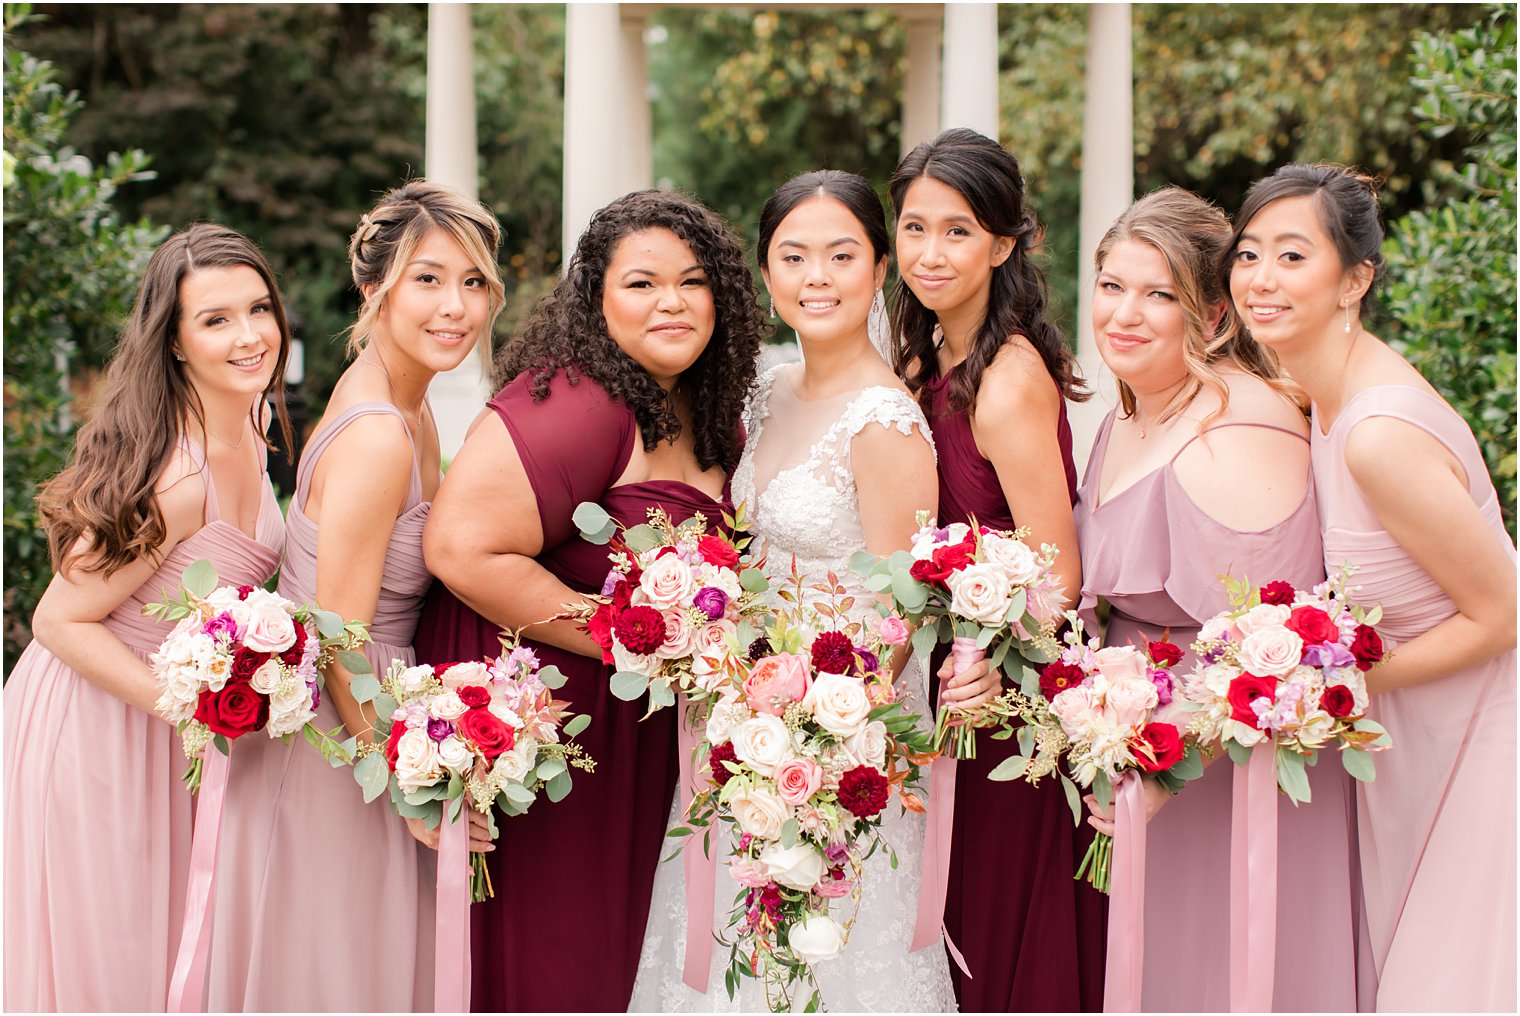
left=207, top=419, right=250, bottom=450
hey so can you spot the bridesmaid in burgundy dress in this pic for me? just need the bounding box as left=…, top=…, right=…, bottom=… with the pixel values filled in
left=888, top=128, right=1105, bottom=1011
left=413, top=190, right=763, bottom=1012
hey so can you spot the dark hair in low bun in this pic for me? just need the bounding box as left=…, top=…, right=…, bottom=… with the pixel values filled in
left=757, top=169, right=890, bottom=269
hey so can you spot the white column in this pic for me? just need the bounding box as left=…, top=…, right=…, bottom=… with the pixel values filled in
left=621, top=12, right=653, bottom=193
left=424, top=2, right=488, bottom=458
left=901, top=8, right=943, bottom=156
left=1072, top=3, right=1135, bottom=473
left=939, top=3, right=998, bottom=138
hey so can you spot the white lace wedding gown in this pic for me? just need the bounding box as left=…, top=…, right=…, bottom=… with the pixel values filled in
left=629, top=365, right=958, bottom=1013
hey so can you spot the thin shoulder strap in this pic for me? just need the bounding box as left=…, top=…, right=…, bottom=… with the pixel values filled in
left=177, top=435, right=221, bottom=524
left=1169, top=421, right=1309, bottom=464
left=296, top=402, right=422, bottom=507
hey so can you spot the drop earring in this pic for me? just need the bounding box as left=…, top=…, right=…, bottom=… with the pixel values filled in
left=768, top=299, right=775, bottom=319
left=1344, top=302, right=1352, bottom=335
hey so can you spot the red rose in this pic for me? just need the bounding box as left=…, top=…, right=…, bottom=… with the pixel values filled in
left=836, top=765, right=890, bottom=818
left=1285, top=606, right=1338, bottom=646
left=1227, top=674, right=1278, bottom=725
left=193, top=676, right=269, bottom=740
left=587, top=604, right=617, bottom=664
left=614, top=605, right=667, bottom=655
left=278, top=620, right=308, bottom=667
left=236, top=584, right=257, bottom=600
left=457, top=685, right=491, bottom=709
left=810, top=631, right=855, bottom=675
left=1132, top=722, right=1185, bottom=773
left=708, top=740, right=740, bottom=787
left=1259, top=581, right=1296, bottom=606
left=1350, top=625, right=1383, bottom=672
left=1321, top=685, right=1356, bottom=718
left=909, top=541, right=976, bottom=586
left=1039, top=660, right=1086, bottom=700
left=383, top=719, right=408, bottom=769
left=609, top=578, right=633, bottom=612
left=1145, top=637, right=1184, bottom=669
left=230, top=645, right=271, bottom=682
left=697, top=535, right=740, bottom=569
left=456, top=708, right=515, bottom=762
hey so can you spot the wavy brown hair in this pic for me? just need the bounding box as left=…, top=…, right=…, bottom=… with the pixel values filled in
left=889, top=128, right=1088, bottom=412
left=1096, top=187, right=1303, bottom=428
left=494, top=190, right=765, bottom=472
left=37, top=224, right=293, bottom=577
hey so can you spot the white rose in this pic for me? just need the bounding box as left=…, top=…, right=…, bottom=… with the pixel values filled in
left=1237, top=627, right=1304, bottom=678
left=240, top=597, right=297, bottom=654
left=487, top=701, right=524, bottom=729
left=695, top=564, right=742, bottom=602
left=203, top=586, right=243, bottom=614
left=845, top=719, right=888, bottom=769
left=1103, top=675, right=1159, bottom=730
left=437, top=735, right=473, bottom=774
left=1049, top=686, right=1098, bottom=740
left=729, top=786, right=790, bottom=840
left=730, top=714, right=792, bottom=777
left=431, top=690, right=469, bottom=722
left=653, top=609, right=696, bottom=660
left=612, top=643, right=660, bottom=679
left=1091, top=646, right=1149, bottom=684
left=759, top=841, right=827, bottom=891
left=1198, top=615, right=1240, bottom=643
left=945, top=562, right=1015, bottom=624
left=705, top=699, right=750, bottom=746
left=492, top=738, right=537, bottom=783
left=249, top=659, right=284, bottom=695
left=1224, top=717, right=1268, bottom=747
left=802, top=673, right=872, bottom=739
left=788, top=915, right=845, bottom=963
left=639, top=554, right=695, bottom=609
left=1235, top=603, right=1292, bottom=637
left=395, top=728, right=442, bottom=793
left=399, top=665, right=436, bottom=695
left=438, top=660, right=489, bottom=689
left=980, top=534, right=1043, bottom=586
left=271, top=675, right=314, bottom=719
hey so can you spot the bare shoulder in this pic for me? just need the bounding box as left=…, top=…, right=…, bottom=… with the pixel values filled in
left=318, top=409, right=416, bottom=483
left=153, top=446, right=209, bottom=542
left=1343, top=413, right=1462, bottom=493
left=974, top=338, right=1059, bottom=420
left=1213, top=370, right=1308, bottom=434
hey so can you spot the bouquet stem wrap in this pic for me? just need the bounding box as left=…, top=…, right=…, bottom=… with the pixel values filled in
left=910, top=636, right=978, bottom=976
left=1102, top=772, right=1148, bottom=1012
left=678, top=711, right=719, bottom=992
left=435, top=813, right=472, bottom=1013
left=167, top=747, right=230, bottom=1013
left=1229, top=747, right=1278, bottom=1013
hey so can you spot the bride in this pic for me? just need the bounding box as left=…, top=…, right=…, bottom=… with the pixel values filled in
left=630, top=170, right=957, bottom=1012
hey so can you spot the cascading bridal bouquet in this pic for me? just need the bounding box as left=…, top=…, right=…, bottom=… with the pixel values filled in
left=988, top=614, right=1204, bottom=892
left=566, top=502, right=770, bottom=716
left=1181, top=568, right=1392, bottom=798
left=672, top=570, right=938, bottom=1013
left=851, top=512, right=1065, bottom=759
left=147, top=559, right=371, bottom=789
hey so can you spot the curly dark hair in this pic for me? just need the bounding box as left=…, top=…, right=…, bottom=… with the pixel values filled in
left=493, top=189, right=766, bottom=472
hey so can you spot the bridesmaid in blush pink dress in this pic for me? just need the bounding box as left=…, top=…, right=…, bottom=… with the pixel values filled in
left=1229, top=164, right=1516, bottom=1011
left=3, top=225, right=292, bottom=1011
left=1076, top=188, right=1360, bottom=1011
left=206, top=182, right=505, bottom=1011
left=414, top=190, right=763, bottom=1012
left=890, top=129, right=1104, bottom=1011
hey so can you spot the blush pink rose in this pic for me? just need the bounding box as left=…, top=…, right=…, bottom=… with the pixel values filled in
left=652, top=609, right=695, bottom=660
left=773, top=757, right=824, bottom=806
left=742, top=653, right=812, bottom=715
left=638, top=554, right=695, bottom=609
left=239, top=600, right=297, bottom=654
left=877, top=615, right=910, bottom=647
left=1091, top=646, right=1149, bottom=684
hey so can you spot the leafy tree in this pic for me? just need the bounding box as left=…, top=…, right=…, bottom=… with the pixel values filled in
left=3, top=4, right=169, bottom=670
left=1382, top=4, right=1516, bottom=536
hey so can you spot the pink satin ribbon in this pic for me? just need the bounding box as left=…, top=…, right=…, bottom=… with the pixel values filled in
left=434, top=808, right=472, bottom=1013
left=909, top=637, right=975, bottom=978
left=678, top=710, right=719, bottom=992
left=1103, top=773, right=1148, bottom=1012
left=1229, top=746, right=1278, bottom=1012
left=167, top=747, right=230, bottom=1013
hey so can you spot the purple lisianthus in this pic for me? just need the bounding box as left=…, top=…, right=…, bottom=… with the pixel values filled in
left=600, top=571, right=624, bottom=597
left=306, top=676, right=321, bottom=711
left=852, top=647, right=879, bottom=677
left=824, top=843, right=850, bottom=865
left=1149, top=668, right=1174, bottom=706
left=427, top=717, right=455, bottom=742
left=202, top=612, right=239, bottom=641
left=1301, top=641, right=1356, bottom=669
left=692, top=586, right=729, bottom=621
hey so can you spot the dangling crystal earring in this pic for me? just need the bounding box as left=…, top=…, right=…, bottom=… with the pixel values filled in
left=1344, top=302, right=1352, bottom=335
left=871, top=289, right=885, bottom=319
left=768, top=299, right=775, bottom=319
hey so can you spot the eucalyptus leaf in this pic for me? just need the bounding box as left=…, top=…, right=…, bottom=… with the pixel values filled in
left=647, top=680, right=676, bottom=710
left=910, top=623, right=938, bottom=663
left=563, top=713, right=591, bottom=738
left=373, top=693, right=398, bottom=722
left=395, top=795, right=434, bottom=820
left=1276, top=750, right=1312, bottom=804
left=609, top=670, right=650, bottom=701
left=336, top=649, right=373, bottom=675
left=738, top=568, right=769, bottom=593
left=864, top=572, right=894, bottom=593
left=447, top=795, right=465, bottom=823
left=545, top=770, right=573, bottom=803
left=887, top=549, right=916, bottom=573
left=848, top=550, right=880, bottom=576
left=182, top=558, right=218, bottom=599
left=780, top=818, right=800, bottom=849
left=503, top=781, right=537, bottom=805
left=987, top=754, right=1029, bottom=782
left=353, top=753, right=390, bottom=804
left=571, top=502, right=616, bottom=544
left=974, top=624, right=997, bottom=650
left=622, top=524, right=660, bottom=553
left=535, top=758, right=568, bottom=781
left=1169, top=744, right=1205, bottom=782
left=348, top=671, right=381, bottom=704
left=1340, top=748, right=1377, bottom=783
left=1227, top=741, right=1255, bottom=767
left=311, top=608, right=345, bottom=640
left=1060, top=775, right=1083, bottom=826
left=537, top=664, right=567, bottom=690
left=891, top=570, right=929, bottom=613
left=1002, top=586, right=1027, bottom=625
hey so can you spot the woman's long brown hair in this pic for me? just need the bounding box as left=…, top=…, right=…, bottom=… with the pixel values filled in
left=37, top=224, right=293, bottom=577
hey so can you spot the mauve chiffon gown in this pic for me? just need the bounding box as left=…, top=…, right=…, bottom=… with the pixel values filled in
left=207, top=402, right=435, bottom=1011
left=1074, top=410, right=1361, bottom=1012
left=412, top=370, right=729, bottom=1013
left=4, top=440, right=283, bottom=1012
left=924, top=368, right=1109, bottom=1013
left=1312, top=385, right=1516, bottom=1012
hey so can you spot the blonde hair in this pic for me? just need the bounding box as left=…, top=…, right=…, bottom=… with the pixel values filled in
left=346, top=180, right=506, bottom=356
left=1094, top=187, right=1302, bottom=429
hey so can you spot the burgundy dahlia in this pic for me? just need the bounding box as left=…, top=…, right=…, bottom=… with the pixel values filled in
left=614, top=605, right=667, bottom=655
left=1259, top=580, right=1296, bottom=606
left=708, top=740, right=740, bottom=786
left=1039, top=660, right=1085, bottom=700
left=810, top=630, right=855, bottom=675
left=836, top=765, right=889, bottom=818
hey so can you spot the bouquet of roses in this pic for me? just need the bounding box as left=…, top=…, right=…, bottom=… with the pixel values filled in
left=672, top=571, right=938, bottom=1013
left=566, top=502, right=770, bottom=717
left=988, top=613, right=1204, bottom=891
left=349, top=635, right=595, bottom=901
left=851, top=512, right=1065, bottom=759
left=1180, top=568, right=1392, bottom=802
left=147, top=559, right=371, bottom=792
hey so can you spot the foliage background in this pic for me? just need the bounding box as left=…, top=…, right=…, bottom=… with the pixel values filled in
left=4, top=3, right=1513, bottom=671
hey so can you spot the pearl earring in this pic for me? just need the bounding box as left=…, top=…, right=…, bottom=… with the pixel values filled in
left=1344, top=302, right=1352, bottom=335
left=768, top=299, right=775, bottom=319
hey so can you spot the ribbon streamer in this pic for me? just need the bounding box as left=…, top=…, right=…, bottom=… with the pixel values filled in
left=167, top=747, right=230, bottom=1013
left=434, top=808, right=472, bottom=1013
left=1102, top=772, right=1148, bottom=1012
left=1229, top=746, right=1278, bottom=1012
left=678, top=711, right=719, bottom=992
